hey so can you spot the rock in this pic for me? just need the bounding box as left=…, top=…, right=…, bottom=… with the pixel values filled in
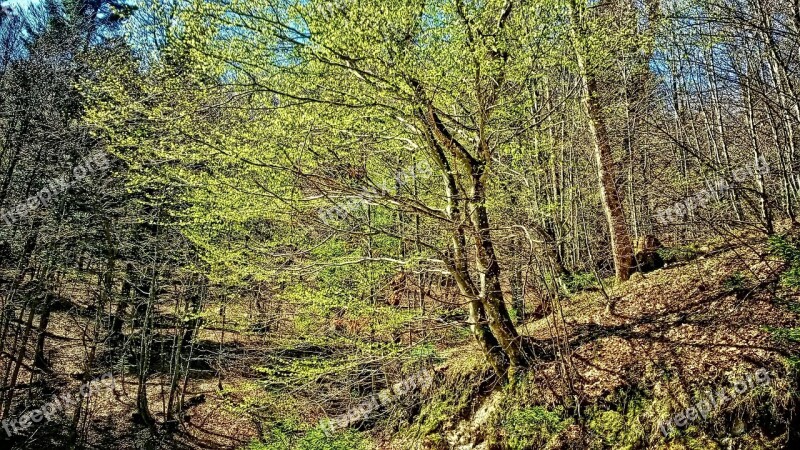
left=633, top=235, right=665, bottom=273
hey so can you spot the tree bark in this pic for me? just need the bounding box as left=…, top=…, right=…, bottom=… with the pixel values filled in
left=419, top=109, right=517, bottom=375
left=569, top=0, right=634, bottom=281
left=33, top=293, right=52, bottom=371
left=468, top=178, right=529, bottom=371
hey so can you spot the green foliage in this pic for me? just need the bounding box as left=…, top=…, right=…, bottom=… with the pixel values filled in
left=503, top=406, right=571, bottom=450
left=657, top=245, right=702, bottom=265
left=408, top=342, right=438, bottom=360
left=722, top=271, right=747, bottom=291
left=785, top=356, right=800, bottom=373
left=586, top=393, right=646, bottom=450
left=768, top=234, right=800, bottom=288
left=565, top=271, right=600, bottom=292
left=764, top=326, right=800, bottom=344
left=766, top=235, right=800, bottom=378
left=283, top=284, right=418, bottom=345
left=247, top=421, right=369, bottom=450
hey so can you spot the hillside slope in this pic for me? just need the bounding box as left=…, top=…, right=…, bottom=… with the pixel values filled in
left=386, top=233, right=800, bottom=449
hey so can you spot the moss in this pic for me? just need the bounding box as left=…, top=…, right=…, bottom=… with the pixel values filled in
left=589, top=410, right=626, bottom=447
left=680, top=435, right=721, bottom=450
left=498, top=405, right=572, bottom=450
left=586, top=391, right=647, bottom=450
left=394, top=353, right=491, bottom=446
left=247, top=421, right=370, bottom=450
left=412, top=379, right=476, bottom=437
left=392, top=361, right=797, bottom=449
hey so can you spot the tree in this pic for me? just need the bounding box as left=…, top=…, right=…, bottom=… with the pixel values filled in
left=89, top=0, right=589, bottom=376
left=567, top=0, right=636, bottom=282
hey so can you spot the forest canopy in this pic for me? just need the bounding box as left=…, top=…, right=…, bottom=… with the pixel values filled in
left=0, top=0, right=799, bottom=449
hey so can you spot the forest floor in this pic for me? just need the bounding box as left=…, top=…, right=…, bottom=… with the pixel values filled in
left=5, top=229, right=799, bottom=449
left=388, top=230, right=800, bottom=449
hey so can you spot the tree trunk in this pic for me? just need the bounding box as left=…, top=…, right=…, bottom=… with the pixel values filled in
left=111, top=262, right=134, bottom=345
left=743, top=63, right=774, bottom=234
left=421, top=120, right=512, bottom=374
left=33, top=293, right=52, bottom=371
left=1, top=303, right=35, bottom=418
left=511, top=265, right=525, bottom=324
left=469, top=177, right=529, bottom=371
left=569, top=0, right=634, bottom=281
